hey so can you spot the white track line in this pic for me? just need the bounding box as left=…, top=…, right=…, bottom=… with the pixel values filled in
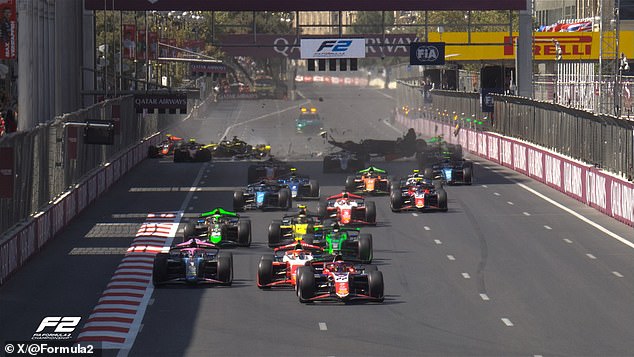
left=447, top=255, right=455, bottom=261
left=480, top=293, right=490, bottom=301
left=515, top=182, right=634, bottom=250
left=586, top=253, right=597, bottom=260
left=319, top=322, right=328, bottom=331
left=221, top=101, right=310, bottom=140
left=501, top=318, right=514, bottom=326
left=462, top=273, right=471, bottom=279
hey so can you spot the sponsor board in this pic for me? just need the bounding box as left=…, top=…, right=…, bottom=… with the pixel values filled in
left=134, top=93, right=188, bottom=114
left=301, top=38, right=365, bottom=59
left=409, top=42, right=445, bottom=65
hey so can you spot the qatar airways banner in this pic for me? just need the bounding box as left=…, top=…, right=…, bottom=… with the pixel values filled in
left=396, top=114, right=634, bottom=227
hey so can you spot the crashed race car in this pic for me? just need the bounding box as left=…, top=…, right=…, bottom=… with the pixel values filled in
left=417, top=135, right=464, bottom=168
left=322, top=151, right=365, bottom=173
left=424, top=159, right=473, bottom=185
left=317, top=192, right=376, bottom=226
left=296, top=107, right=323, bottom=134
left=324, top=127, right=426, bottom=161
left=295, top=256, right=384, bottom=303
left=173, top=139, right=213, bottom=162
left=152, top=238, right=233, bottom=286
left=268, top=206, right=324, bottom=248
left=345, top=166, right=391, bottom=195
left=184, top=207, right=251, bottom=247
left=208, top=136, right=270, bottom=160
left=316, top=223, right=373, bottom=264
left=390, top=176, right=448, bottom=212
left=247, top=157, right=292, bottom=184
left=148, top=134, right=184, bottom=158
left=233, top=180, right=292, bottom=211
left=276, top=168, right=320, bottom=199
left=256, top=242, right=324, bottom=289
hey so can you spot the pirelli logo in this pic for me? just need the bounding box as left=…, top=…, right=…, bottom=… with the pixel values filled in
left=504, top=35, right=593, bottom=58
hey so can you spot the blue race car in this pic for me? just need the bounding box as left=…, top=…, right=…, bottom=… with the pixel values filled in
left=276, top=168, right=320, bottom=199
left=424, top=159, right=473, bottom=185
left=233, top=180, right=292, bottom=211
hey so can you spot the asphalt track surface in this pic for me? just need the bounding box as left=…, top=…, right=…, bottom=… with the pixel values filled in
left=2, top=84, right=634, bottom=357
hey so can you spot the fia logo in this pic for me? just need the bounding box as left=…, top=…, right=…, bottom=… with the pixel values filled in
left=416, top=46, right=439, bottom=62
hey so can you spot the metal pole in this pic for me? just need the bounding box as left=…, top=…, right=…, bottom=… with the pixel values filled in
left=118, top=3, right=122, bottom=95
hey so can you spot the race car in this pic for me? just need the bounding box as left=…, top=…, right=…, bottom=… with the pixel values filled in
left=317, top=192, right=376, bottom=226
left=268, top=206, right=324, bottom=247
left=173, top=139, right=213, bottom=162
left=322, top=151, right=366, bottom=173
left=390, top=177, right=448, bottom=212
left=316, top=223, right=373, bottom=264
left=148, top=134, right=183, bottom=158
left=256, top=242, right=324, bottom=289
left=296, top=107, right=323, bottom=133
left=233, top=180, right=292, bottom=211
left=208, top=136, right=270, bottom=160
left=345, top=166, right=391, bottom=195
left=424, top=159, right=473, bottom=185
left=295, top=256, right=384, bottom=303
left=184, top=207, right=251, bottom=247
left=247, top=157, right=292, bottom=184
left=417, top=135, right=464, bottom=168
left=276, top=168, right=320, bottom=199
left=152, top=238, right=233, bottom=286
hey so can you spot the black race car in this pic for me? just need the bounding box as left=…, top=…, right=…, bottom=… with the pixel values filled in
left=247, top=157, right=292, bottom=184
left=152, top=238, right=233, bottom=286
left=173, top=140, right=212, bottom=162
left=276, top=168, right=320, bottom=199
left=322, top=151, right=366, bottom=173
left=233, top=180, right=292, bottom=211
left=208, top=136, right=270, bottom=160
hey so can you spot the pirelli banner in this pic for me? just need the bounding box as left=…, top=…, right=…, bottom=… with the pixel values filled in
left=134, top=93, right=188, bottom=114
left=425, top=31, right=634, bottom=61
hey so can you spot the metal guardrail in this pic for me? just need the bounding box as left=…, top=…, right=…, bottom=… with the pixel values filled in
left=396, top=81, right=634, bottom=182
left=0, top=76, right=214, bottom=235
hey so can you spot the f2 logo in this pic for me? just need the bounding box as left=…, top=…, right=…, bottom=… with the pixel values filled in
left=35, top=317, right=81, bottom=333
left=317, top=40, right=352, bottom=52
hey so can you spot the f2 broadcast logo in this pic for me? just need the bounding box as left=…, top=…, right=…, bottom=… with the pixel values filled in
left=32, top=317, right=81, bottom=340
left=317, top=40, right=352, bottom=53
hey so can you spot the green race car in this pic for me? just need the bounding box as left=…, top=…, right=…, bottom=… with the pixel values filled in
left=296, top=107, right=323, bottom=133
left=316, top=224, right=373, bottom=263
left=184, top=207, right=252, bottom=247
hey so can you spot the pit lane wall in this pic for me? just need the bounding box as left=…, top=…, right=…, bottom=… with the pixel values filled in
left=0, top=85, right=212, bottom=286
left=395, top=114, right=634, bottom=228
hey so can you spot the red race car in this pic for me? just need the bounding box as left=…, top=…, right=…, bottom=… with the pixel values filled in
left=257, top=242, right=324, bottom=289
left=317, top=192, right=376, bottom=226
left=148, top=134, right=184, bottom=158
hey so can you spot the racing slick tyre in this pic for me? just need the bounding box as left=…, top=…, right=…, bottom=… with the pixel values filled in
left=268, top=221, right=282, bottom=248
left=147, top=145, right=160, bottom=158
left=183, top=221, right=196, bottom=240
left=390, top=177, right=400, bottom=194
left=358, top=234, right=373, bottom=264
left=432, top=180, right=443, bottom=189
left=423, top=167, right=434, bottom=179
left=217, top=252, right=233, bottom=286
left=173, top=150, right=185, bottom=163
left=308, top=179, right=320, bottom=198
left=438, top=188, right=448, bottom=212
left=152, top=253, right=169, bottom=287
left=297, top=266, right=315, bottom=303
left=237, top=220, right=252, bottom=247
left=194, top=148, right=212, bottom=162
left=367, top=271, right=384, bottom=302
left=463, top=164, right=473, bottom=185
left=257, top=258, right=274, bottom=289
left=317, top=200, right=328, bottom=218
left=233, top=191, right=245, bottom=212
left=390, top=191, right=402, bottom=212
left=278, top=188, right=292, bottom=210
left=345, top=176, right=356, bottom=192
left=365, top=201, right=377, bottom=224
